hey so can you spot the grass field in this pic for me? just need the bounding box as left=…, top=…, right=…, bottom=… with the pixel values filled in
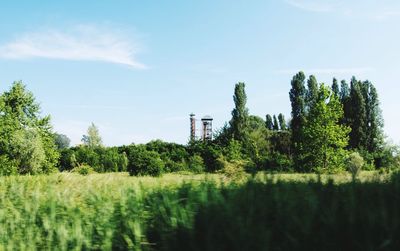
left=0, top=171, right=398, bottom=250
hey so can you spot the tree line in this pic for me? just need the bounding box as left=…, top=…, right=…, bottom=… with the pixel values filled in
left=0, top=75, right=398, bottom=176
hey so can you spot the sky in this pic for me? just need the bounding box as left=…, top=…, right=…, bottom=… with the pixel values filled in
left=0, top=0, right=399, bottom=146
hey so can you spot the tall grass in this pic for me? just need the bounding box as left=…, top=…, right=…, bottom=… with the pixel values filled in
left=0, top=172, right=398, bottom=250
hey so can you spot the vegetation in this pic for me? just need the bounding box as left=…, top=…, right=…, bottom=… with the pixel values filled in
left=0, top=75, right=397, bottom=249
left=0, top=72, right=395, bottom=178
left=0, top=171, right=398, bottom=250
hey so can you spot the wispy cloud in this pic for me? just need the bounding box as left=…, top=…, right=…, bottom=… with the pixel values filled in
left=277, top=67, right=374, bottom=75
left=284, top=0, right=334, bottom=13
left=284, top=0, right=400, bottom=19
left=0, top=24, right=145, bottom=68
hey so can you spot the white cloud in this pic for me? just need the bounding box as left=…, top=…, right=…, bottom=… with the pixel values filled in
left=277, top=67, right=374, bottom=75
left=284, top=0, right=400, bottom=19
left=0, top=24, right=145, bottom=68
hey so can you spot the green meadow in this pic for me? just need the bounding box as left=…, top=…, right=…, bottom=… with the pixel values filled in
left=0, top=171, right=399, bottom=250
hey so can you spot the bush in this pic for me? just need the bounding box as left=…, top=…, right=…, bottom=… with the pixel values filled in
left=347, top=152, right=364, bottom=180
left=72, top=164, right=95, bottom=175
left=0, top=155, right=18, bottom=176
left=217, top=157, right=247, bottom=180
left=127, top=147, right=165, bottom=176
left=188, top=154, right=205, bottom=173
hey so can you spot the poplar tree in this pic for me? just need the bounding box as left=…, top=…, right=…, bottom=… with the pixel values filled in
left=278, top=113, right=287, bottom=131
left=289, top=71, right=306, bottom=168
left=364, top=83, right=384, bottom=153
left=349, top=79, right=367, bottom=149
left=273, top=115, right=279, bottom=131
left=306, top=75, right=319, bottom=109
left=340, top=80, right=351, bottom=126
left=230, top=82, right=249, bottom=142
left=265, top=114, right=273, bottom=130
left=332, top=78, right=340, bottom=97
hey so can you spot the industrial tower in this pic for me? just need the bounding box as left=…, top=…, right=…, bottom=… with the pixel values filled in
left=189, top=114, right=213, bottom=141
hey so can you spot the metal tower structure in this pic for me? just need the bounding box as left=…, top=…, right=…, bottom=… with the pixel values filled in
left=201, top=115, right=213, bottom=141
left=190, top=113, right=196, bottom=141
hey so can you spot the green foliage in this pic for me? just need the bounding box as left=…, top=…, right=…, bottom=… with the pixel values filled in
left=306, top=75, right=318, bottom=108
left=346, top=152, right=364, bottom=180
left=0, top=155, right=18, bottom=176
left=331, top=78, right=339, bottom=97
left=10, top=129, right=47, bottom=174
left=278, top=113, right=287, bottom=131
left=53, top=133, right=70, bottom=150
left=272, top=114, right=279, bottom=130
left=301, top=84, right=350, bottom=173
left=59, top=146, right=128, bottom=172
left=230, top=82, right=249, bottom=142
left=127, top=146, right=165, bottom=176
left=376, top=142, right=400, bottom=169
left=349, top=78, right=367, bottom=149
left=223, top=139, right=243, bottom=161
left=289, top=71, right=306, bottom=168
left=265, top=114, right=273, bottom=130
left=217, top=157, right=247, bottom=180
left=72, top=164, right=95, bottom=175
left=0, top=81, right=59, bottom=175
left=82, top=123, right=102, bottom=148
left=187, top=141, right=223, bottom=172
left=187, top=154, right=205, bottom=173
left=0, top=173, right=399, bottom=250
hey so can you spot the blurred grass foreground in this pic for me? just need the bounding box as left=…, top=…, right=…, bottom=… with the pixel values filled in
left=0, top=171, right=399, bottom=250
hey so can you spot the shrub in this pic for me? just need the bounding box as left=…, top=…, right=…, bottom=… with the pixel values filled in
left=72, top=164, right=95, bottom=175
left=347, top=152, right=364, bottom=180
left=0, top=155, right=18, bottom=176
left=188, top=154, right=205, bottom=173
left=217, top=156, right=247, bottom=180
left=127, top=147, right=165, bottom=176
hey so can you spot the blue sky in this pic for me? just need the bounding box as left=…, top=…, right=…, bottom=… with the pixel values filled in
left=0, top=0, right=399, bottom=146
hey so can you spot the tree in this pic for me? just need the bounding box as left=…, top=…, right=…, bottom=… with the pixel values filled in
left=272, top=115, right=279, bottom=131
left=340, top=80, right=351, bottom=126
left=340, top=80, right=350, bottom=102
left=348, top=79, right=367, bottom=149
left=127, top=146, right=165, bottom=176
left=306, top=75, right=318, bottom=109
left=54, top=133, right=71, bottom=149
left=302, top=84, right=350, bottom=172
left=332, top=78, right=340, bottom=97
left=230, top=82, right=249, bottom=142
left=363, top=82, right=384, bottom=154
left=289, top=71, right=306, bottom=168
left=82, top=123, right=103, bottom=148
left=278, top=113, right=287, bottom=131
left=0, top=81, right=59, bottom=174
left=11, top=129, right=46, bottom=174
left=265, top=114, right=273, bottom=130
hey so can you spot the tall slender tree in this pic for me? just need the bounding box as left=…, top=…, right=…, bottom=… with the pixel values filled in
left=289, top=71, right=306, bottom=168
left=306, top=75, right=319, bottom=109
left=265, top=114, right=273, bottom=130
left=340, top=80, right=351, bottom=126
left=363, top=82, right=384, bottom=153
left=332, top=78, right=340, bottom=97
left=278, top=113, right=287, bottom=131
left=230, top=82, right=249, bottom=142
left=273, top=115, right=279, bottom=131
left=348, top=79, right=367, bottom=149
